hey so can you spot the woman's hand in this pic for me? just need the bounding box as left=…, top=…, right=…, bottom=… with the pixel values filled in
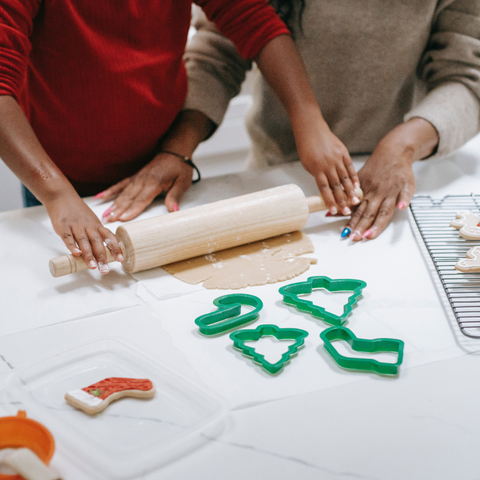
left=45, top=192, right=124, bottom=274
left=98, top=110, right=214, bottom=223
left=98, top=152, right=194, bottom=223
left=295, top=119, right=360, bottom=215
left=344, top=118, right=439, bottom=241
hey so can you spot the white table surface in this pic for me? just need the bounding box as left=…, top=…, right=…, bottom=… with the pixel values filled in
left=1, top=137, right=480, bottom=480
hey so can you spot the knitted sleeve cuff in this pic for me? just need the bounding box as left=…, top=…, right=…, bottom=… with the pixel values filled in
left=404, top=82, right=480, bottom=158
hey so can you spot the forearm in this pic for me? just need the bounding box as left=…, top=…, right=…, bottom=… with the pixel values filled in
left=158, top=109, right=215, bottom=158
left=254, top=35, right=326, bottom=128
left=0, top=95, right=76, bottom=203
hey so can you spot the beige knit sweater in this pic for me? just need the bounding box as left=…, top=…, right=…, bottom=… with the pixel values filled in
left=184, top=0, right=480, bottom=168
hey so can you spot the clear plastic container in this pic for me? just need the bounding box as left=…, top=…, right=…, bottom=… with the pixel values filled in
left=5, top=337, right=227, bottom=479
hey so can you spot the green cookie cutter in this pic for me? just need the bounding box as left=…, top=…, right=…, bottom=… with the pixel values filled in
left=229, top=324, right=309, bottom=375
left=320, top=326, right=404, bottom=376
left=195, top=294, right=263, bottom=336
left=279, top=276, right=367, bottom=326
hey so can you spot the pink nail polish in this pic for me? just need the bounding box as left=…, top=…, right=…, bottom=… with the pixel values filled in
left=398, top=202, right=407, bottom=210
left=325, top=212, right=332, bottom=217
left=362, top=229, right=373, bottom=239
left=102, top=207, right=112, bottom=220
left=94, top=192, right=105, bottom=199
left=173, top=203, right=179, bottom=212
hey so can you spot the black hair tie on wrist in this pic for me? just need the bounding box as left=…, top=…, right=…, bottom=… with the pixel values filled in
left=158, top=150, right=201, bottom=183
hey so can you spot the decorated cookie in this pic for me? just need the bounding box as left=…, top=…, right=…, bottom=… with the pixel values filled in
left=455, top=246, right=480, bottom=273
left=450, top=211, right=480, bottom=240
left=65, top=377, right=155, bottom=414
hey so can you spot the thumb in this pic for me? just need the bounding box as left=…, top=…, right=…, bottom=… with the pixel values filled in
left=165, top=175, right=191, bottom=212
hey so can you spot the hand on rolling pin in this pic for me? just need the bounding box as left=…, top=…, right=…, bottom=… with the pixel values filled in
left=45, top=192, right=124, bottom=275
left=252, top=36, right=360, bottom=215
left=97, top=152, right=194, bottom=223
left=294, top=117, right=361, bottom=216
left=343, top=118, right=439, bottom=241
left=0, top=96, right=123, bottom=275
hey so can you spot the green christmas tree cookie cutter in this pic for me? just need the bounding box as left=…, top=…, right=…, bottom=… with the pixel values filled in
left=229, top=324, right=309, bottom=375
left=320, top=326, right=404, bottom=376
left=195, top=293, right=263, bottom=336
left=279, top=276, right=367, bottom=326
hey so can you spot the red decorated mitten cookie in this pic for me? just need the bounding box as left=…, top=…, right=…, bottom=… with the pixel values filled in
left=65, top=377, right=155, bottom=414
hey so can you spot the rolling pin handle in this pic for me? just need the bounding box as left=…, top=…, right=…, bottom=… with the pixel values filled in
left=49, top=243, right=127, bottom=278
left=306, top=187, right=363, bottom=213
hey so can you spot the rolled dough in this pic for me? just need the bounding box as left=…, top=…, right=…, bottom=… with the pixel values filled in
left=162, top=231, right=316, bottom=289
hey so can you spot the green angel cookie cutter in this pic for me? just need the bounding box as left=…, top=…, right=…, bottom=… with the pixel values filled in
left=229, top=324, right=309, bottom=375
left=279, top=276, right=367, bottom=326
left=195, top=293, right=263, bottom=336
left=320, top=326, right=404, bottom=376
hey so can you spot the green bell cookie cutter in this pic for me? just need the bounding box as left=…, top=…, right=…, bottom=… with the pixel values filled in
left=320, top=326, right=404, bottom=376
left=195, top=293, right=263, bottom=336
left=279, top=276, right=367, bottom=326
left=229, top=324, right=309, bottom=375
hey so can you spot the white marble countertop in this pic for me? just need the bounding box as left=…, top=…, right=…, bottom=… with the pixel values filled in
left=1, top=136, right=480, bottom=480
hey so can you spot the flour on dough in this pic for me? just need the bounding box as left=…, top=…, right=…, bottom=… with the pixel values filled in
left=162, top=231, right=316, bottom=289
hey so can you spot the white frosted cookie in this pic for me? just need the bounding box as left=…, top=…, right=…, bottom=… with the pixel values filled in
left=455, top=246, right=480, bottom=273
left=450, top=211, right=480, bottom=240
left=65, top=377, right=155, bottom=415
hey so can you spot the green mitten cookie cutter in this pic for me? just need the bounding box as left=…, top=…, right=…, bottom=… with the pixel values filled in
left=279, top=276, right=367, bottom=326
left=195, top=293, right=263, bottom=336
left=320, top=326, right=404, bottom=376
left=229, top=324, right=309, bottom=375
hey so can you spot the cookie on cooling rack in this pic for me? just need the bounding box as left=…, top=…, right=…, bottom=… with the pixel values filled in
left=450, top=211, right=480, bottom=240
left=455, top=246, right=480, bottom=273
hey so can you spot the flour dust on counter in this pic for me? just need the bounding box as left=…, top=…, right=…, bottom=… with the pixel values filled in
left=162, top=231, right=316, bottom=289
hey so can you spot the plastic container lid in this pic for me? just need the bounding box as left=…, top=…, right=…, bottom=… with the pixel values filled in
left=5, top=337, right=227, bottom=479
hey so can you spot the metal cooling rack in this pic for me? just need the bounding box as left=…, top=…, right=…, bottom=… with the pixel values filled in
left=409, top=194, right=480, bottom=338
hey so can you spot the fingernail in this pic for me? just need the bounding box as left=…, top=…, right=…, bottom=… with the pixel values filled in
left=325, top=211, right=332, bottom=217
left=94, top=192, right=105, bottom=199
left=73, top=248, right=82, bottom=255
left=398, top=202, right=407, bottom=210
left=354, top=182, right=360, bottom=189
left=330, top=206, right=338, bottom=215
left=172, top=203, right=179, bottom=212
left=343, top=207, right=352, bottom=215
left=117, top=254, right=125, bottom=262
left=119, top=213, right=128, bottom=221
left=362, top=229, right=373, bottom=239
left=98, top=262, right=109, bottom=274
left=341, top=227, right=351, bottom=238
left=101, top=207, right=112, bottom=220
left=89, top=260, right=97, bottom=269
left=351, top=230, right=362, bottom=241
left=352, top=196, right=360, bottom=205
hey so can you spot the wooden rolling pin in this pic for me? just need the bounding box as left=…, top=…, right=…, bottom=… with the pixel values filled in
left=49, top=184, right=362, bottom=277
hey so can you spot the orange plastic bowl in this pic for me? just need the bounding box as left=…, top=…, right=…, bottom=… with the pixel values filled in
left=0, top=411, right=55, bottom=480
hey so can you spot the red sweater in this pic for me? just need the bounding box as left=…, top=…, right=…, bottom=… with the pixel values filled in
left=0, top=1, right=288, bottom=195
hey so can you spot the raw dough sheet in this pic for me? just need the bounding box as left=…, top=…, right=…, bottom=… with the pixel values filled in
left=163, top=231, right=316, bottom=289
